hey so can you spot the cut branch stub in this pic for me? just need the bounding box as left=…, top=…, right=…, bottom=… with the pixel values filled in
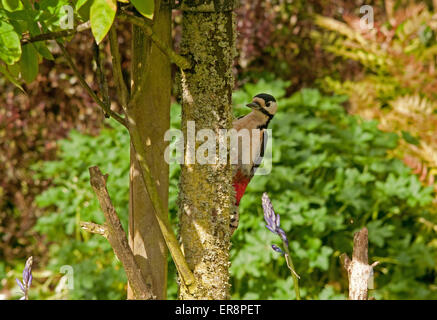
left=84, top=166, right=155, bottom=300
left=80, top=221, right=107, bottom=237
left=341, top=227, right=379, bottom=300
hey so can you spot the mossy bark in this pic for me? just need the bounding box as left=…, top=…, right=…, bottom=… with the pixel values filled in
left=128, top=4, right=171, bottom=300
left=178, top=2, right=236, bottom=300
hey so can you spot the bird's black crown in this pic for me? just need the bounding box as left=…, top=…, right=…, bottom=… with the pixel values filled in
left=254, top=93, right=276, bottom=103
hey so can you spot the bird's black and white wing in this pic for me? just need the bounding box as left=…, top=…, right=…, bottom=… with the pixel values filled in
left=250, top=129, right=268, bottom=177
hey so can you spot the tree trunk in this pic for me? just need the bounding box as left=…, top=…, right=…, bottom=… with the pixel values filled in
left=178, top=0, right=237, bottom=300
left=128, top=4, right=172, bottom=300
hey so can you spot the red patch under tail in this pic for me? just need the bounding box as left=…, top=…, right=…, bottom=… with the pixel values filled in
left=233, top=170, right=251, bottom=206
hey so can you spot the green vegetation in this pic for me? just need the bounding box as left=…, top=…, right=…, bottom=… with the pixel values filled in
left=231, top=79, right=436, bottom=300
left=27, top=79, right=437, bottom=299
left=31, top=123, right=130, bottom=299
left=313, top=4, right=437, bottom=189
left=2, top=0, right=437, bottom=301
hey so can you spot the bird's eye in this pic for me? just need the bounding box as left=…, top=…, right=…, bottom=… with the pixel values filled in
left=266, top=101, right=271, bottom=107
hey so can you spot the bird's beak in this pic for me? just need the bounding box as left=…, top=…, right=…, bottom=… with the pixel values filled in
left=246, top=102, right=261, bottom=110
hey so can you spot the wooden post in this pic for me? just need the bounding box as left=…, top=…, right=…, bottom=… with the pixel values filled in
left=341, top=227, right=379, bottom=300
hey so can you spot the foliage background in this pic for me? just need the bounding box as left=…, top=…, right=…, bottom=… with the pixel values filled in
left=1, top=0, right=437, bottom=299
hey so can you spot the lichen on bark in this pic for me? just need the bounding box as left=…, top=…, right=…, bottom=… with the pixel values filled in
left=178, top=6, right=236, bottom=299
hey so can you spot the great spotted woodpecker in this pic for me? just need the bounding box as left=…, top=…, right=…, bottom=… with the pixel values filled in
left=230, top=93, right=278, bottom=234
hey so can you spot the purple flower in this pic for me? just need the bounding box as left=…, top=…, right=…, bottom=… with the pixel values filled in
left=262, top=193, right=301, bottom=299
left=277, top=228, right=289, bottom=247
left=271, top=244, right=285, bottom=255
left=262, top=193, right=289, bottom=246
left=16, top=256, right=33, bottom=300
left=16, top=278, right=25, bottom=292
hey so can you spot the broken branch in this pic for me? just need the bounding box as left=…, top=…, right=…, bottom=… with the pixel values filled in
left=341, top=227, right=379, bottom=300
left=84, top=166, right=154, bottom=300
left=80, top=221, right=107, bottom=237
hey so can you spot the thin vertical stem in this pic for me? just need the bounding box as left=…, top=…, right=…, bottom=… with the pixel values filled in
left=283, top=243, right=301, bottom=300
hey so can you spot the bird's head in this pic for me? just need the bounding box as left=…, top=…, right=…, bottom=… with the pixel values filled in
left=246, top=93, right=277, bottom=120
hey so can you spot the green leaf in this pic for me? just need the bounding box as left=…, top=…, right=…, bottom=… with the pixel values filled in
left=0, top=18, right=21, bottom=65
left=90, top=0, right=117, bottom=44
left=367, top=220, right=394, bottom=247
left=34, top=42, right=54, bottom=60
left=1, top=0, right=23, bottom=11
left=76, top=0, right=92, bottom=21
left=301, top=88, right=321, bottom=107
left=20, top=0, right=32, bottom=9
left=39, top=0, right=69, bottom=13
left=38, top=0, right=72, bottom=31
left=0, top=63, right=24, bottom=92
left=131, top=0, right=154, bottom=20
left=20, top=43, right=38, bottom=83
left=401, top=130, right=420, bottom=146
left=76, top=0, right=89, bottom=10
left=7, top=61, right=19, bottom=76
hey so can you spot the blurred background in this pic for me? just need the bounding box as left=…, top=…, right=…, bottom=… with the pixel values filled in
left=1, top=0, right=437, bottom=299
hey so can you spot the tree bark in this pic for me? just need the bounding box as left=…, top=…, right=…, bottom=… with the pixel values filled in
left=85, top=166, right=154, bottom=300
left=178, top=0, right=237, bottom=300
left=341, top=227, right=379, bottom=300
left=128, top=4, right=172, bottom=300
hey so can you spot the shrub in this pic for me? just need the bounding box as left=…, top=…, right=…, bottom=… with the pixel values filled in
left=32, top=122, right=129, bottom=299
left=231, top=80, right=437, bottom=299
left=31, top=80, right=436, bottom=299
left=313, top=3, right=437, bottom=191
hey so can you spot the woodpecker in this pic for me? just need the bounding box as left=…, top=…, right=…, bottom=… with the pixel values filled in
left=230, top=93, right=278, bottom=234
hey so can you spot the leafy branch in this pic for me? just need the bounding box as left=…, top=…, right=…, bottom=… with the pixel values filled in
left=117, top=12, right=191, bottom=70
left=21, top=21, right=91, bottom=45
left=4, top=0, right=197, bottom=296
left=56, top=42, right=127, bottom=126
left=55, top=31, right=198, bottom=298
left=19, top=14, right=190, bottom=70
